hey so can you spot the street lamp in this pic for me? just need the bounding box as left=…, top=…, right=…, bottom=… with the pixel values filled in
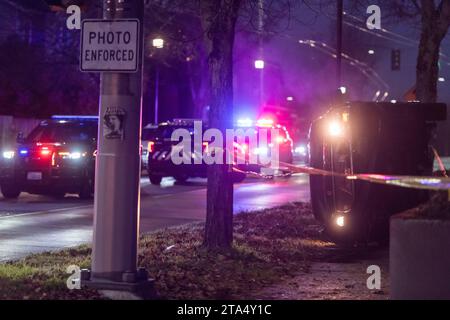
left=373, top=90, right=381, bottom=101
left=254, top=59, right=265, bottom=106
left=152, top=37, right=164, bottom=49
left=254, top=59, right=265, bottom=69
left=152, top=37, right=164, bottom=124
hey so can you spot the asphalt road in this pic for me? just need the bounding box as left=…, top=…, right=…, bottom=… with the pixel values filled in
left=0, top=174, right=310, bottom=262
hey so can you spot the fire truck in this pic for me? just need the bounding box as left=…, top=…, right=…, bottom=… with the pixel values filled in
left=308, top=101, right=447, bottom=243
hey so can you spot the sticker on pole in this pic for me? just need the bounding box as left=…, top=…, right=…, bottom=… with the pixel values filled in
left=80, top=19, right=139, bottom=72
left=103, top=107, right=126, bottom=140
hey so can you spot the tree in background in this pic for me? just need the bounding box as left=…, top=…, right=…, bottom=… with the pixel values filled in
left=144, top=0, right=296, bottom=250
left=342, top=0, right=450, bottom=103
left=200, top=0, right=242, bottom=249
left=144, top=3, right=208, bottom=121
left=200, top=0, right=296, bottom=249
left=415, top=0, right=450, bottom=102
left=0, top=0, right=100, bottom=117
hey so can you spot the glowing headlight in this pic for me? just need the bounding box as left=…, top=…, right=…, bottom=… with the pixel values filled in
left=295, top=145, right=307, bottom=155
left=70, top=152, right=82, bottom=159
left=58, top=151, right=83, bottom=159
left=328, top=121, right=344, bottom=137
left=2, top=151, right=15, bottom=159
left=335, top=215, right=345, bottom=227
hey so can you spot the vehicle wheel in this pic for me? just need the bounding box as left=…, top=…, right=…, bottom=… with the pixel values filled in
left=50, top=190, right=66, bottom=199
left=310, top=175, right=329, bottom=223
left=174, top=175, right=188, bottom=183
left=232, top=172, right=246, bottom=183
left=309, top=125, right=332, bottom=223
left=79, top=180, right=94, bottom=199
left=0, top=183, right=21, bottom=199
left=149, top=174, right=163, bottom=185
left=286, top=153, right=294, bottom=164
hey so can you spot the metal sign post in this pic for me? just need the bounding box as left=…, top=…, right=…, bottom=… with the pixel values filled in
left=80, top=0, right=154, bottom=298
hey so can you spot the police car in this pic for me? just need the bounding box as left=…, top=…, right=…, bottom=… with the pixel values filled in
left=0, top=116, right=97, bottom=199
left=146, top=118, right=294, bottom=185
left=141, top=123, right=159, bottom=173
left=146, top=119, right=212, bottom=185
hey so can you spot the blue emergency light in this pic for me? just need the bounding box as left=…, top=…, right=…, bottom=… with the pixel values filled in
left=51, top=115, right=98, bottom=121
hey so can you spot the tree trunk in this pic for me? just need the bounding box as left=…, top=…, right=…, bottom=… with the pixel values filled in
left=416, top=20, right=441, bottom=103
left=201, top=0, right=241, bottom=250
left=416, top=0, right=450, bottom=103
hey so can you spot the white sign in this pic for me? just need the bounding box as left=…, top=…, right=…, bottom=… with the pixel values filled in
left=80, top=19, right=139, bottom=72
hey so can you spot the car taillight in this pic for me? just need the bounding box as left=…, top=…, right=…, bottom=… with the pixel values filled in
left=148, top=141, right=155, bottom=153
left=40, top=147, right=51, bottom=156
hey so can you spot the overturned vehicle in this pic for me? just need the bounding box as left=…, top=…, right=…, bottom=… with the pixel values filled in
left=308, top=101, right=447, bottom=243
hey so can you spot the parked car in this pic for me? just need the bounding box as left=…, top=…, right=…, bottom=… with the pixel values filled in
left=0, top=116, right=97, bottom=199
left=141, top=124, right=159, bottom=173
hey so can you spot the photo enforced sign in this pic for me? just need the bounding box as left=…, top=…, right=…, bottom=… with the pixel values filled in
left=80, top=19, right=139, bottom=72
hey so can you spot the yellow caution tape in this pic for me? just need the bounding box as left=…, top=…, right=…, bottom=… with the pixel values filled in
left=233, top=158, right=450, bottom=191
left=226, top=145, right=450, bottom=191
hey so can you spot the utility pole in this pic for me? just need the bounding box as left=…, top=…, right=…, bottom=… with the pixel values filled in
left=81, top=0, right=155, bottom=299
left=258, top=0, right=264, bottom=106
left=336, top=0, right=343, bottom=89
left=154, top=64, right=159, bottom=124
left=151, top=37, right=164, bottom=124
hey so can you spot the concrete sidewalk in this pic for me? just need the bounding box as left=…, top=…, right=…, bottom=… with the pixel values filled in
left=251, top=248, right=389, bottom=300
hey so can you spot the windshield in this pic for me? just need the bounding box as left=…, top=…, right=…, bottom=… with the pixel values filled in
left=252, top=127, right=287, bottom=140
left=151, top=125, right=203, bottom=140
left=25, top=122, right=98, bottom=144
left=142, top=127, right=159, bottom=141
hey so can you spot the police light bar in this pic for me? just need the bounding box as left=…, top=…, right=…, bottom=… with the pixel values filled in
left=256, top=118, right=274, bottom=127
left=237, top=118, right=253, bottom=127
left=51, top=115, right=98, bottom=121
left=144, top=124, right=159, bottom=129
left=172, top=118, right=202, bottom=124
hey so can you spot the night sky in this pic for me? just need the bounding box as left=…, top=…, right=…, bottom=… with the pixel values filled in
left=233, top=2, right=450, bottom=121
